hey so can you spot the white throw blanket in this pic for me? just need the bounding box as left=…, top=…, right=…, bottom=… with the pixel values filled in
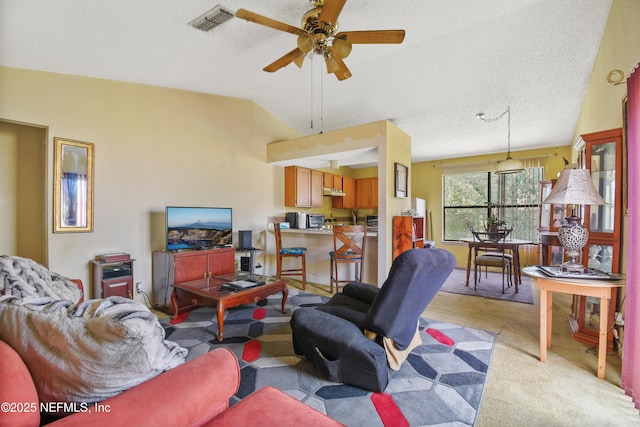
left=0, top=294, right=187, bottom=404
left=0, top=255, right=82, bottom=302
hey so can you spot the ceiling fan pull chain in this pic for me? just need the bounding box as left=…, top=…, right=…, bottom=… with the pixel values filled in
left=310, top=55, right=314, bottom=130
left=320, top=61, right=324, bottom=134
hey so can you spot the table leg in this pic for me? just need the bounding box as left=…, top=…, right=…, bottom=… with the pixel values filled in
left=465, top=245, right=472, bottom=286
left=216, top=302, right=225, bottom=341
left=281, top=285, right=289, bottom=314
left=539, top=288, right=548, bottom=362
left=597, top=297, right=609, bottom=379
left=547, top=291, right=553, bottom=348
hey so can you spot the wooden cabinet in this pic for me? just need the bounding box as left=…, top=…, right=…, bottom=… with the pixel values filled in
left=91, top=258, right=134, bottom=299
left=356, top=177, right=378, bottom=209
left=332, top=176, right=356, bottom=209
left=152, top=247, right=235, bottom=310
left=392, top=216, right=425, bottom=260
left=568, top=128, right=623, bottom=351
left=285, top=166, right=323, bottom=207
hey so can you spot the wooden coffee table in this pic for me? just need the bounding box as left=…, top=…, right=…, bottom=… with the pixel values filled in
left=171, top=272, right=288, bottom=341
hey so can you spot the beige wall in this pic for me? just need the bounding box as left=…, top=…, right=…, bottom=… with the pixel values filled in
left=0, top=66, right=300, bottom=299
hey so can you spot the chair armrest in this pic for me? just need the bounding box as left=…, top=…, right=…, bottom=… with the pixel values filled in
left=341, top=281, right=379, bottom=305
left=51, top=347, right=240, bottom=427
left=291, top=308, right=388, bottom=392
left=70, top=279, right=84, bottom=303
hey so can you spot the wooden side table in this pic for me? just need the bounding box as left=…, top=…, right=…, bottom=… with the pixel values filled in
left=523, top=267, right=625, bottom=379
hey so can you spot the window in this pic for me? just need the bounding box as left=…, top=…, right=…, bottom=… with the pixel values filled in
left=443, top=166, right=543, bottom=242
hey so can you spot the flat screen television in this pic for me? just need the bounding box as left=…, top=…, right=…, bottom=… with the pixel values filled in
left=166, top=206, right=232, bottom=251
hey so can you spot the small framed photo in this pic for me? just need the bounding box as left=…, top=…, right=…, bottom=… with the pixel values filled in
left=395, top=162, right=408, bottom=198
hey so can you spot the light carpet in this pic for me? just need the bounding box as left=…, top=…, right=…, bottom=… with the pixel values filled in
left=160, top=289, right=495, bottom=426
left=439, top=268, right=534, bottom=304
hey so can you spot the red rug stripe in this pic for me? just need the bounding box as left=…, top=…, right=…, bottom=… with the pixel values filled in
left=371, top=393, right=409, bottom=427
left=242, top=340, right=262, bottom=362
left=169, top=312, right=189, bottom=325
left=253, top=307, right=267, bottom=320
left=427, top=328, right=455, bottom=346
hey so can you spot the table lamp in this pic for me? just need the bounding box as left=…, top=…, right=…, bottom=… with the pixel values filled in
left=542, top=168, right=606, bottom=272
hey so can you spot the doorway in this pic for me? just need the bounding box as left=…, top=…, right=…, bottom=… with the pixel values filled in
left=0, top=120, right=47, bottom=264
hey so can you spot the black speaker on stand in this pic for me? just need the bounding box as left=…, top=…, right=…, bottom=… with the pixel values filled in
left=239, top=230, right=252, bottom=250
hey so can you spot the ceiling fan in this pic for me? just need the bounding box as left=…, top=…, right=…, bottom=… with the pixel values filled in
left=235, top=0, right=405, bottom=81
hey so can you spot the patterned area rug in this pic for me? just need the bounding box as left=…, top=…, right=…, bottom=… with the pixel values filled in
left=160, top=289, right=495, bottom=427
left=439, top=268, right=534, bottom=304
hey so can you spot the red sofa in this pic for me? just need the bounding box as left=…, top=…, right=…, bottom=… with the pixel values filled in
left=0, top=340, right=343, bottom=427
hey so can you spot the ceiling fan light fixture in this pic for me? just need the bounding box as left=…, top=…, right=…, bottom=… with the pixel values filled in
left=333, top=37, right=352, bottom=58
left=325, top=55, right=339, bottom=73
left=292, top=50, right=306, bottom=68
left=297, top=35, right=313, bottom=53
left=188, top=4, right=234, bottom=32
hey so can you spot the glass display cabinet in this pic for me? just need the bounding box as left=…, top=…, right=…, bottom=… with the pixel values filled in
left=569, top=128, right=622, bottom=350
left=538, top=179, right=568, bottom=265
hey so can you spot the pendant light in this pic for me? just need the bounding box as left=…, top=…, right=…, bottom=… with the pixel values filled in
left=476, top=106, right=524, bottom=174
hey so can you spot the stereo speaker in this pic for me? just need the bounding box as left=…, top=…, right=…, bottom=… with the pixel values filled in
left=239, top=230, right=252, bottom=250
left=240, top=256, right=251, bottom=272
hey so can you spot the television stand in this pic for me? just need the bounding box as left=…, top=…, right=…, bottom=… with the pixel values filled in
left=152, top=247, right=235, bottom=312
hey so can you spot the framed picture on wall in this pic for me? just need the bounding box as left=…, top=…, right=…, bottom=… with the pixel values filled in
left=395, top=162, right=408, bottom=198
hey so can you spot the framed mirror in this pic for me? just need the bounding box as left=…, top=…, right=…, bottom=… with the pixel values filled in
left=53, top=137, right=94, bottom=233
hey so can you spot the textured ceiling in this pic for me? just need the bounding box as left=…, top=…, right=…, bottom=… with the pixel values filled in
left=0, top=0, right=612, bottom=167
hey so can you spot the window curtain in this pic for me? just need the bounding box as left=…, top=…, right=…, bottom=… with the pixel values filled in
left=622, top=59, right=640, bottom=410
left=496, top=157, right=545, bottom=266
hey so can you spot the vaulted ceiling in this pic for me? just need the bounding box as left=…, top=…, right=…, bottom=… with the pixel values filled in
left=0, top=0, right=612, bottom=167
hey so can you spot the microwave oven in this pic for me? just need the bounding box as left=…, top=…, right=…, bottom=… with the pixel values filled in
left=307, top=214, right=325, bottom=229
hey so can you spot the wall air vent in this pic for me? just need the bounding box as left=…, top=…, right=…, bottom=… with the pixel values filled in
left=188, top=5, right=234, bottom=32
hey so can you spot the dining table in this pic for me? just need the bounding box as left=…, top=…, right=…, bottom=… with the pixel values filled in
left=460, top=237, right=534, bottom=292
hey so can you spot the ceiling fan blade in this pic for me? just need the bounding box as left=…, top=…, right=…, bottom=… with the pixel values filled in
left=335, top=30, right=405, bottom=44
left=318, top=0, right=347, bottom=27
left=236, top=8, right=307, bottom=36
left=330, top=53, right=352, bottom=81
left=263, top=48, right=305, bottom=73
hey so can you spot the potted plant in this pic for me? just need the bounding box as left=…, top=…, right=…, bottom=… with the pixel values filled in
left=485, top=215, right=507, bottom=238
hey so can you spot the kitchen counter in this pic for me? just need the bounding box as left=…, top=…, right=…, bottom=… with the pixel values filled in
left=280, top=227, right=378, bottom=237
left=266, top=227, right=378, bottom=286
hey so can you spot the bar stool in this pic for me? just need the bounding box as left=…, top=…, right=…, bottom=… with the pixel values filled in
left=329, top=224, right=367, bottom=293
left=274, top=222, right=307, bottom=289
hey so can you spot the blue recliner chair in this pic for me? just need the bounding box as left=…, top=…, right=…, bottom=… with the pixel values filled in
left=290, top=248, right=456, bottom=392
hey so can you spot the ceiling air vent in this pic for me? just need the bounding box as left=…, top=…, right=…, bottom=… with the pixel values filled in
left=189, top=5, right=234, bottom=32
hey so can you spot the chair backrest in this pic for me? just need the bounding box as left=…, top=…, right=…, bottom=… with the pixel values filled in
left=274, top=222, right=283, bottom=252
left=332, top=225, right=366, bottom=260
left=364, top=248, right=456, bottom=350
left=470, top=226, right=513, bottom=256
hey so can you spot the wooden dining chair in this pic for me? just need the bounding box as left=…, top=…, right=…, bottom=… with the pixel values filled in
left=329, top=225, right=367, bottom=293
left=274, top=222, right=307, bottom=289
left=471, top=227, right=513, bottom=293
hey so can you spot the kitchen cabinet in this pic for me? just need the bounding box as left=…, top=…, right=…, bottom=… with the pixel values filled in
left=332, top=176, right=356, bottom=209
left=285, top=166, right=323, bottom=207
left=356, top=177, right=378, bottom=209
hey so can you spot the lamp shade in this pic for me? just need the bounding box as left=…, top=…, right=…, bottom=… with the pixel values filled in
left=542, top=168, right=607, bottom=205
left=495, top=156, right=524, bottom=174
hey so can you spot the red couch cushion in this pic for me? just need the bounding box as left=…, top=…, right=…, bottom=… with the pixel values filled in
left=203, top=386, right=344, bottom=427
left=0, top=340, right=40, bottom=427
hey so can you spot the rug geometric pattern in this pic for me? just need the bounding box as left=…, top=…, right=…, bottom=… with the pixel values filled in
left=160, top=289, right=495, bottom=427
